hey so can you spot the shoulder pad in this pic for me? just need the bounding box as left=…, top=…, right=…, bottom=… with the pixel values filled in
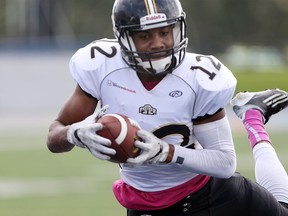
left=190, top=54, right=237, bottom=117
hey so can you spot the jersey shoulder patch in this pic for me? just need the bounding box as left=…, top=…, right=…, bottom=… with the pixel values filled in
left=70, top=39, right=120, bottom=72
left=190, top=54, right=236, bottom=91
left=69, top=38, right=124, bottom=99
left=178, top=53, right=237, bottom=118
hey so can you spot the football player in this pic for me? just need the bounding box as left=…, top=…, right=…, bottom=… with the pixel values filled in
left=47, top=0, right=288, bottom=215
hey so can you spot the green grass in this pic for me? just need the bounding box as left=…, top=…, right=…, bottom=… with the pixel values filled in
left=232, top=68, right=288, bottom=93
left=233, top=130, right=288, bottom=178
left=1, top=128, right=288, bottom=216
left=0, top=132, right=125, bottom=216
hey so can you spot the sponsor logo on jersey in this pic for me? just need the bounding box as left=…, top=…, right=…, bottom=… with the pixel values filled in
left=107, top=80, right=136, bottom=93
left=169, top=90, right=183, bottom=98
left=139, top=104, right=157, bottom=115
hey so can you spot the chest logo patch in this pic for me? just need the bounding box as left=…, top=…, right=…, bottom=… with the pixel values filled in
left=139, top=104, right=157, bottom=115
left=169, top=90, right=183, bottom=98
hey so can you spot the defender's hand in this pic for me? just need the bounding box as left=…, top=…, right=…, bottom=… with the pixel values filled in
left=127, top=130, right=169, bottom=165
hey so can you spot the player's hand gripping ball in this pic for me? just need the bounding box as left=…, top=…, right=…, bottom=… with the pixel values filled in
left=96, top=114, right=141, bottom=163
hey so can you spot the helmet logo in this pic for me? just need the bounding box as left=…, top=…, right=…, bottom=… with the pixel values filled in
left=140, top=13, right=167, bottom=26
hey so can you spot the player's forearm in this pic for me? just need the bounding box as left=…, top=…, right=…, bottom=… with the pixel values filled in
left=169, top=116, right=236, bottom=178
left=46, top=121, right=74, bottom=153
left=171, top=146, right=236, bottom=178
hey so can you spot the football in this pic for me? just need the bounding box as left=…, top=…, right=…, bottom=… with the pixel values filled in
left=96, top=113, right=141, bottom=163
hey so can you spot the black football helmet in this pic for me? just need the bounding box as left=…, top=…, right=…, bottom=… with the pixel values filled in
left=112, top=0, right=188, bottom=75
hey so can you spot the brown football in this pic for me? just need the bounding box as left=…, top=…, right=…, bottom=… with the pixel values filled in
left=96, top=114, right=141, bottom=163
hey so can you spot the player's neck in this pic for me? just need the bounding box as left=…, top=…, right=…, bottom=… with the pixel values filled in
left=137, top=73, right=165, bottom=90
left=137, top=72, right=166, bottom=83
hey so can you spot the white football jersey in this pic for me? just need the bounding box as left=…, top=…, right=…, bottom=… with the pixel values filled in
left=69, top=39, right=237, bottom=191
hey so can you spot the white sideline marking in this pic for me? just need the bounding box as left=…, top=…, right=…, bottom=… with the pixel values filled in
left=0, top=178, right=96, bottom=198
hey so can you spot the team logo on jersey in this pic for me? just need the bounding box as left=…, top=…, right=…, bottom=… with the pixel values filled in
left=169, top=90, right=183, bottom=98
left=139, top=104, right=157, bottom=115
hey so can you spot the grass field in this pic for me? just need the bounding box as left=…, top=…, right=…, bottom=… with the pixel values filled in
left=232, top=68, right=288, bottom=93
left=0, top=131, right=126, bottom=216
left=1, top=126, right=288, bottom=216
left=1, top=69, right=288, bottom=216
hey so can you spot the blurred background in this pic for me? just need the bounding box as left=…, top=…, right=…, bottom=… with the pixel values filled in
left=0, top=0, right=288, bottom=215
